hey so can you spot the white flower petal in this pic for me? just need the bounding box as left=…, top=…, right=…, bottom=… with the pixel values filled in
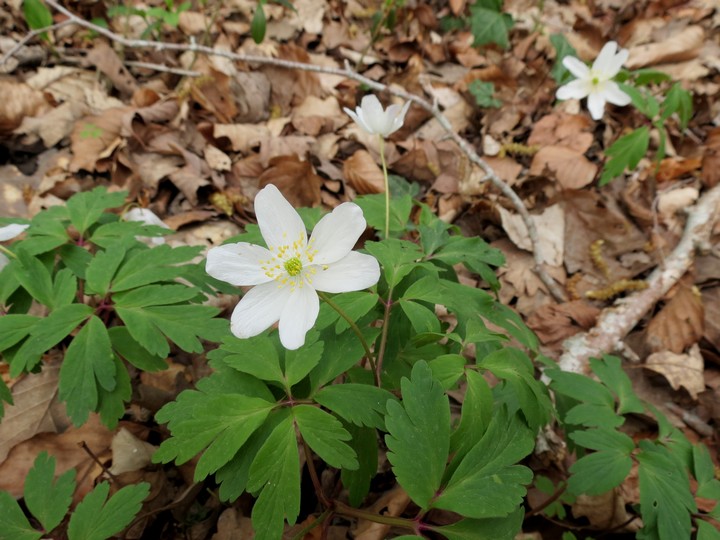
left=206, top=243, right=274, bottom=286
left=124, top=208, right=169, bottom=229
left=387, top=101, right=411, bottom=135
left=360, top=94, right=386, bottom=134
left=254, top=184, right=307, bottom=251
left=562, top=56, right=590, bottom=79
left=309, top=203, right=366, bottom=265
left=0, top=252, right=8, bottom=271
left=230, top=281, right=290, bottom=339
left=311, top=251, right=380, bottom=293
left=587, top=92, right=606, bottom=120
left=603, top=81, right=632, bottom=106
left=593, top=41, right=625, bottom=78
left=610, top=48, right=629, bottom=77
left=279, top=285, right=319, bottom=349
left=344, top=107, right=372, bottom=133
left=0, top=223, right=29, bottom=242
left=556, top=79, right=591, bottom=100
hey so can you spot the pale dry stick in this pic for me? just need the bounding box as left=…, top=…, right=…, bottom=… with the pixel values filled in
left=124, top=60, right=202, bottom=77
left=558, top=182, right=720, bottom=374
left=38, top=0, right=565, bottom=301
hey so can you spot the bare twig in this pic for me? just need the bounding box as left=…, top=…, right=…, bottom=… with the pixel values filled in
left=27, top=0, right=564, bottom=301
left=124, top=60, right=202, bottom=77
left=0, top=20, right=74, bottom=66
left=559, top=183, right=720, bottom=373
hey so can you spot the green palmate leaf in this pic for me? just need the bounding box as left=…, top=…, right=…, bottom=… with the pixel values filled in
left=58, top=244, right=92, bottom=280
left=67, top=481, right=149, bottom=540
left=355, top=194, right=413, bottom=236
left=434, top=409, right=533, bottom=519
left=23, top=0, right=52, bottom=30
left=23, top=207, right=69, bottom=255
left=567, top=428, right=634, bottom=496
left=564, top=403, right=624, bottom=429
left=115, top=304, right=223, bottom=358
left=251, top=1, right=266, bottom=43
left=430, top=507, right=525, bottom=540
left=550, top=33, right=577, bottom=85
left=112, top=283, right=201, bottom=308
left=0, top=491, right=41, bottom=540
left=399, top=299, right=440, bottom=333
left=96, top=355, right=131, bottom=429
left=661, top=83, right=692, bottom=130
left=59, top=315, right=116, bottom=425
left=547, top=369, right=615, bottom=407
left=450, top=370, right=493, bottom=460
left=65, top=187, right=126, bottom=236
left=10, top=303, right=92, bottom=376
left=0, top=378, right=11, bottom=420
left=479, top=348, right=552, bottom=431
left=633, top=69, right=672, bottom=86
left=51, top=268, right=77, bottom=308
left=315, top=384, right=396, bottom=430
left=154, top=392, right=274, bottom=480
left=428, top=354, right=466, bottom=390
left=364, top=239, right=429, bottom=288
left=637, top=441, right=696, bottom=540
left=110, top=244, right=204, bottom=292
left=24, top=452, right=76, bottom=533
left=109, top=326, right=167, bottom=371
left=220, top=335, right=284, bottom=384
left=341, top=424, right=378, bottom=507
left=590, top=356, right=644, bottom=415
left=84, top=243, right=127, bottom=295
left=428, top=235, right=504, bottom=291
left=318, top=291, right=378, bottom=333
left=284, top=338, right=323, bottom=386
left=385, top=361, right=450, bottom=510
left=697, top=521, right=720, bottom=540
left=13, top=249, right=54, bottom=307
left=0, top=314, right=38, bottom=351
left=309, top=325, right=375, bottom=390
left=247, top=412, right=300, bottom=540
left=294, top=405, right=358, bottom=470
left=600, top=126, right=650, bottom=186
left=469, top=0, right=513, bottom=49
left=693, top=444, right=720, bottom=500
left=468, top=80, right=502, bottom=108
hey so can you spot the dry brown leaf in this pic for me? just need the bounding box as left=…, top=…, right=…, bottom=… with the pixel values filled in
left=483, top=156, right=522, bottom=186
left=204, top=145, right=232, bottom=171
left=626, top=25, right=704, bottom=69
left=291, top=95, right=344, bottom=136
left=189, top=66, right=238, bottom=123
left=656, top=156, right=702, bottom=183
left=211, top=508, right=255, bottom=540
left=526, top=301, right=600, bottom=348
left=572, top=491, right=637, bottom=532
left=529, top=146, right=597, bottom=190
left=646, top=344, right=705, bottom=399
left=657, top=186, right=699, bottom=232
left=0, top=364, right=69, bottom=464
left=229, top=71, right=270, bottom=124
left=646, top=283, right=704, bottom=354
left=701, top=127, right=720, bottom=188
left=354, top=486, right=411, bottom=540
left=497, top=204, right=564, bottom=266
left=108, top=428, right=157, bottom=475
left=0, top=78, right=51, bottom=134
left=0, top=414, right=114, bottom=498
left=70, top=107, right=130, bottom=172
left=261, top=44, right=323, bottom=114
left=85, top=41, right=138, bottom=96
left=259, top=155, right=323, bottom=207
left=214, top=123, right=270, bottom=153
left=178, top=10, right=209, bottom=34
left=702, top=287, right=720, bottom=351
left=527, top=113, right=594, bottom=154
left=15, top=100, right=88, bottom=147
left=343, top=150, right=385, bottom=194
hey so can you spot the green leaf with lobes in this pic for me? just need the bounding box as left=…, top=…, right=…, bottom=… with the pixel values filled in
left=24, top=452, right=76, bottom=533
left=293, top=405, right=358, bottom=470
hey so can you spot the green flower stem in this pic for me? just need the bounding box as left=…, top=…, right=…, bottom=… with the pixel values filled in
left=0, top=245, right=15, bottom=259
left=333, top=500, right=418, bottom=532
left=378, top=135, right=390, bottom=240
left=318, top=292, right=376, bottom=373
left=290, top=508, right=332, bottom=540
left=374, top=286, right=394, bottom=387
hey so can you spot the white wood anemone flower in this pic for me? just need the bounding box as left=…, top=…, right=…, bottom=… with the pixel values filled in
left=0, top=223, right=29, bottom=270
left=206, top=184, right=381, bottom=350
left=556, top=41, right=631, bottom=121
left=344, top=94, right=411, bottom=138
left=123, top=207, right=171, bottom=245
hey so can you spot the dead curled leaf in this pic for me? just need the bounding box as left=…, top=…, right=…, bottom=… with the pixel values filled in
left=529, top=146, right=598, bottom=190
left=526, top=301, right=600, bottom=348
left=343, top=150, right=385, bottom=194
left=497, top=204, right=565, bottom=266
left=626, top=25, right=705, bottom=69
left=646, top=344, right=705, bottom=400
left=259, top=155, right=323, bottom=207
left=0, top=78, right=52, bottom=134
left=645, top=283, right=704, bottom=354
left=701, top=127, right=720, bottom=188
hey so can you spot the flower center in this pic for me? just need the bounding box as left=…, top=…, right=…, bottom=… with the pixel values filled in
left=284, top=257, right=303, bottom=276
left=591, top=76, right=600, bottom=86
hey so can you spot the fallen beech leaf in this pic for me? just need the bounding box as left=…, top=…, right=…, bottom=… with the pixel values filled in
left=484, top=156, right=522, bottom=186
left=572, top=491, right=636, bottom=531
left=354, top=486, right=411, bottom=540
left=656, top=157, right=702, bottom=183
left=214, top=123, right=270, bottom=152
left=343, top=150, right=385, bottom=194
left=701, top=128, right=720, bottom=188
left=291, top=95, right=344, bottom=136
left=529, top=146, right=598, bottom=190
left=657, top=186, right=699, bottom=231
left=528, top=113, right=594, bottom=154
left=0, top=78, right=51, bottom=134
left=702, top=287, right=720, bottom=351
left=85, top=41, right=138, bottom=95
left=190, top=66, right=238, bottom=123
left=211, top=508, right=255, bottom=540
left=498, top=204, right=565, bottom=266
left=526, top=301, right=600, bottom=348
left=646, top=284, right=704, bottom=354
left=109, top=428, right=157, bottom=475
left=646, top=344, right=705, bottom=399
left=0, top=363, right=68, bottom=463
left=70, top=107, right=130, bottom=172
left=626, top=26, right=704, bottom=69
left=259, top=155, right=323, bottom=207
left=204, top=145, right=232, bottom=171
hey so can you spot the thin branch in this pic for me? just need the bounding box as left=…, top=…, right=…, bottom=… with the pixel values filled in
left=38, top=0, right=564, bottom=301
left=0, top=20, right=74, bottom=66
left=558, top=183, right=720, bottom=373
left=124, top=60, right=202, bottom=77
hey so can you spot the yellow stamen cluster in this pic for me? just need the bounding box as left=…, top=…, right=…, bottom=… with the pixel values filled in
left=258, top=231, right=322, bottom=290
left=284, top=257, right=302, bottom=276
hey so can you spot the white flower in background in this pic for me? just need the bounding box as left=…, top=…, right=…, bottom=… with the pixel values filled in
left=556, top=41, right=632, bottom=121
left=0, top=223, right=29, bottom=270
left=344, top=94, right=411, bottom=138
left=124, top=207, right=171, bottom=245
left=206, top=184, right=380, bottom=350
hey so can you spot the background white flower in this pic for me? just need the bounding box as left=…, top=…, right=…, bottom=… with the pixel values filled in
left=206, top=184, right=380, bottom=350
left=0, top=223, right=29, bottom=271
left=556, top=41, right=631, bottom=120
left=124, top=207, right=171, bottom=245
left=344, top=94, right=411, bottom=138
